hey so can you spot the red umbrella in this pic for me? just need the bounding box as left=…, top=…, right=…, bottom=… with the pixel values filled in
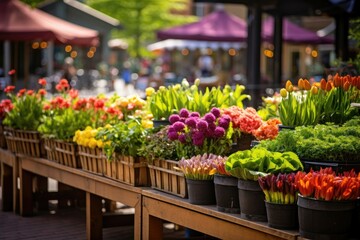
left=0, top=0, right=99, bottom=46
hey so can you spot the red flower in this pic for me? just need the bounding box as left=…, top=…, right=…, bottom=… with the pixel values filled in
left=27, top=90, right=34, bottom=96
left=69, top=89, right=79, bottom=99
left=8, top=69, right=16, bottom=75
left=38, top=78, right=47, bottom=87
left=4, top=85, right=15, bottom=93
left=17, top=88, right=27, bottom=97
left=38, top=89, right=47, bottom=96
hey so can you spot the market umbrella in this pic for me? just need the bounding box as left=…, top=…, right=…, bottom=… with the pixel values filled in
left=0, top=0, right=99, bottom=46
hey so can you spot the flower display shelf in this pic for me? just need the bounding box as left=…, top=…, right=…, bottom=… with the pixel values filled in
left=52, top=139, right=81, bottom=168
left=148, top=159, right=187, bottom=198
left=78, top=146, right=106, bottom=175
left=3, top=127, right=44, bottom=157
left=103, top=154, right=149, bottom=186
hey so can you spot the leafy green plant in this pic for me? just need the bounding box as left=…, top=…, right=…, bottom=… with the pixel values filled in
left=225, top=147, right=303, bottom=181
left=96, top=118, right=150, bottom=159
left=146, top=79, right=250, bottom=121
left=137, top=126, right=178, bottom=164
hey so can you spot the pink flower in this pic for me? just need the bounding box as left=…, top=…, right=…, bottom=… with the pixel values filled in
left=169, top=114, right=180, bottom=124
left=179, top=108, right=190, bottom=118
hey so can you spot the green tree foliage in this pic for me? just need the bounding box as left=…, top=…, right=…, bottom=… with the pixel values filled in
left=86, top=0, right=197, bottom=59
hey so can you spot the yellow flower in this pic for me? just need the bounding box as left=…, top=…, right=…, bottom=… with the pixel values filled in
left=145, top=87, right=155, bottom=97
left=310, top=86, right=318, bottom=95
left=280, top=88, right=288, bottom=98
left=96, top=140, right=104, bottom=148
left=88, top=138, right=98, bottom=149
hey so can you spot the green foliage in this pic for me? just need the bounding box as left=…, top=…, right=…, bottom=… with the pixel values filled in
left=3, top=93, right=45, bottom=131
left=257, top=119, right=360, bottom=162
left=96, top=118, right=149, bottom=159
left=86, top=0, right=197, bottom=58
left=137, top=126, right=178, bottom=163
left=225, top=148, right=303, bottom=181
left=147, top=79, right=250, bottom=120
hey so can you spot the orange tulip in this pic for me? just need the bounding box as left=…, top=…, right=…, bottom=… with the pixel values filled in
left=326, top=81, right=333, bottom=91
left=334, top=73, right=341, bottom=87
left=298, top=78, right=304, bottom=90
left=285, top=80, right=292, bottom=91
left=320, top=78, right=327, bottom=90
left=303, top=79, right=311, bottom=90
left=343, top=81, right=350, bottom=91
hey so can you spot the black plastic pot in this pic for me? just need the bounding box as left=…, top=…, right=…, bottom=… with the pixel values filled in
left=265, top=202, right=298, bottom=230
left=186, top=179, right=216, bottom=205
left=297, top=195, right=356, bottom=240
left=237, top=179, right=267, bottom=221
left=214, top=175, right=240, bottom=214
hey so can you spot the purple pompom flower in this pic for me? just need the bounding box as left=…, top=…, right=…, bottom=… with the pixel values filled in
left=168, top=126, right=176, bottom=133
left=208, top=122, right=217, bottom=131
left=214, top=126, right=226, bottom=138
left=169, top=114, right=181, bottom=124
left=178, top=133, right=187, bottom=143
left=204, top=113, right=216, bottom=124
left=211, top=107, right=221, bottom=118
left=173, top=122, right=186, bottom=132
left=192, top=131, right=205, bottom=146
left=179, top=108, right=190, bottom=118
left=189, top=112, right=200, bottom=118
left=218, top=117, right=230, bottom=129
left=196, top=119, right=209, bottom=132
left=167, top=131, right=178, bottom=141
left=185, top=117, right=198, bottom=128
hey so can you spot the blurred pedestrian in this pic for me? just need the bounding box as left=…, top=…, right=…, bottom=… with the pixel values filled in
left=62, top=57, right=76, bottom=86
left=121, top=61, right=132, bottom=85
left=198, top=49, right=214, bottom=77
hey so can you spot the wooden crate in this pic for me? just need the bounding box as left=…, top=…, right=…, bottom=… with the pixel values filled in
left=78, top=145, right=105, bottom=175
left=148, top=159, right=187, bottom=198
left=104, top=154, right=149, bottom=186
left=53, top=139, right=81, bottom=168
left=44, top=138, right=56, bottom=162
left=3, top=127, right=44, bottom=157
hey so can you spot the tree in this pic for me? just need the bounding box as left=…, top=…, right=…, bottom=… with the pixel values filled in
left=86, top=0, right=197, bottom=59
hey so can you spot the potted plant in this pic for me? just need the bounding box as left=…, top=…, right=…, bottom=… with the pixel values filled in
left=167, top=107, right=234, bottom=160
left=222, top=106, right=263, bottom=150
left=96, top=118, right=151, bottom=186
left=258, top=173, right=299, bottom=229
left=178, top=153, right=223, bottom=205
left=212, top=155, right=240, bottom=213
left=295, top=168, right=360, bottom=240
left=2, top=78, right=47, bottom=157
left=225, top=147, right=304, bottom=221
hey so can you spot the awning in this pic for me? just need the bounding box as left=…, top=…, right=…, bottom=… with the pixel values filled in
left=148, top=39, right=246, bottom=51
left=0, top=0, right=99, bottom=46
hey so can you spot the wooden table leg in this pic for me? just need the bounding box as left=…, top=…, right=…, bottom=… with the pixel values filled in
left=35, top=175, right=48, bottom=211
left=13, top=157, right=19, bottom=214
left=19, top=167, right=34, bottom=216
left=86, top=192, right=103, bottom=240
left=142, top=199, right=163, bottom=240
left=1, top=162, right=13, bottom=211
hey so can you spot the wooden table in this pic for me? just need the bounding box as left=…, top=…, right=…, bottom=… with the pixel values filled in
left=18, top=154, right=143, bottom=240
left=142, top=189, right=300, bottom=240
left=0, top=148, right=18, bottom=213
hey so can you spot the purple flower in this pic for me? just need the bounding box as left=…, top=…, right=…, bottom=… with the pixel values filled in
left=218, top=117, right=230, bottom=129
left=185, top=117, right=198, bottom=128
left=211, top=107, right=221, bottom=118
left=214, top=126, right=225, bottom=138
left=192, top=131, right=205, bottom=146
left=168, top=131, right=178, bottom=141
left=169, top=114, right=180, bottom=124
left=222, top=114, right=231, bottom=122
left=173, top=122, right=185, bottom=132
left=189, top=112, right=200, bottom=118
left=196, top=119, right=208, bottom=132
left=178, top=133, right=187, bottom=143
left=208, top=122, right=216, bottom=131
left=168, top=126, right=176, bottom=133
left=179, top=108, right=190, bottom=118
left=204, top=113, right=216, bottom=124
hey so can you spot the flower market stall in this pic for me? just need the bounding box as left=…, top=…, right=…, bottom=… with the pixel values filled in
left=0, top=73, right=359, bottom=240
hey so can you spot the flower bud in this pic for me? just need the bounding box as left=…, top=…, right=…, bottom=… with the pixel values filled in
left=181, top=79, right=189, bottom=88
left=298, top=78, right=304, bottom=90
left=310, top=86, right=318, bottom=95
left=303, top=79, right=311, bottom=90
left=287, top=84, right=294, bottom=92
left=280, top=88, right=287, bottom=98
left=320, top=78, right=326, bottom=90
left=326, top=81, right=333, bottom=92
left=343, top=81, right=350, bottom=91
left=194, top=78, right=200, bottom=86
left=334, top=73, right=341, bottom=87
left=285, top=80, right=292, bottom=90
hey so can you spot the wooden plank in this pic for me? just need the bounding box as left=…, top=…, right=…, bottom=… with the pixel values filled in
left=86, top=192, right=103, bottom=240
left=0, top=148, right=16, bottom=167
left=142, top=204, right=163, bottom=240
left=142, top=190, right=299, bottom=240
left=1, top=162, right=13, bottom=211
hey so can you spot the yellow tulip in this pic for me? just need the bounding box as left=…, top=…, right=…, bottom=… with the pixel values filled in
left=298, top=78, right=304, bottom=90
left=310, top=86, right=318, bottom=95
left=280, top=88, right=288, bottom=98
left=145, top=87, right=155, bottom=96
